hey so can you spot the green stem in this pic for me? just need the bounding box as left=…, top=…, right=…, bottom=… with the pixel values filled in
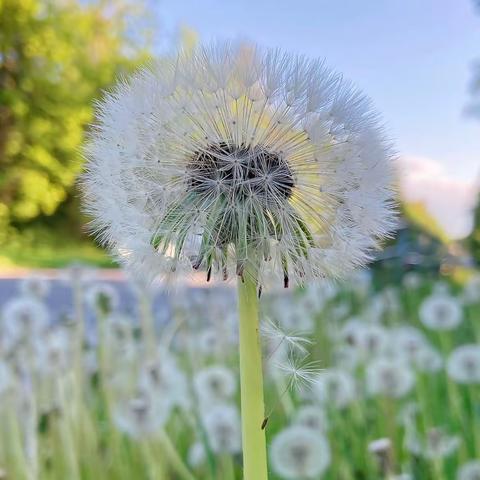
left=158, top=431, right=196, bottom=480
left=237, top=272, right=268, bottom=480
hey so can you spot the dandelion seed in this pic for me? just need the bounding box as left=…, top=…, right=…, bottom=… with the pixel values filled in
left=270, top=425, right=331, bottom=479
left=274, top=356, right=322, bottom=392
left=261, top=317, right=312, bottom=355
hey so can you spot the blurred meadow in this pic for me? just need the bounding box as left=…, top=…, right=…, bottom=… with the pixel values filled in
left=1, top=1, right=480, bottom=479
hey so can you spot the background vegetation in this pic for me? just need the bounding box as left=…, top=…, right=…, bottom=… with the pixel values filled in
left=0, top=0, right=479, bottom=269
left=0, top=0, right=156, bottom=266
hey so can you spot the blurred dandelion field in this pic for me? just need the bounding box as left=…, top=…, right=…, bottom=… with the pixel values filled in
left=0, top=267, right=479, bottom=480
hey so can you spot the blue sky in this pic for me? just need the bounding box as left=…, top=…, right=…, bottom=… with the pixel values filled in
left=158, top=0, right=480, bottom=183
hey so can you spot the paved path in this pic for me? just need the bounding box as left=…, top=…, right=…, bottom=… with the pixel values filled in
left=0, top=269, right=235, bottom=337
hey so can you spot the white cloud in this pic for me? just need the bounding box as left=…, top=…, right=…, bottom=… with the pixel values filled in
left=398, top=155, right=478, bottom=239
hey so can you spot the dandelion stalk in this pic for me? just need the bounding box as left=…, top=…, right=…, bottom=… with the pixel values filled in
left=238, top=270, right=268, bottom=480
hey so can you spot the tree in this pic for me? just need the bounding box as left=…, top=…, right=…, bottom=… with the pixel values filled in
left=0, top=0, right=154, bottom=245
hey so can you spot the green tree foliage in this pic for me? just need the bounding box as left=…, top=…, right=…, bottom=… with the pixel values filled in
left=0, top=0, right=153, bottom=245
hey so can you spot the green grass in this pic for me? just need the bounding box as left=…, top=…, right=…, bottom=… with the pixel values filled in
left=0, top=229, right=114, bottom=268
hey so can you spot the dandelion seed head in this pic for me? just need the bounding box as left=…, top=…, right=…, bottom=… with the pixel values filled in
left=194, top=365, right=237, bottom=404
left=138, top=354, right=190, bottom=410
left=341, top=320, right=388, bottom=359
left=202, top=403, right=242, bottom=454
left=410, top=344, right=443, bottom=373
left=294, top=404, right=329, bottom=433
left=457, top=460, right=480, bottom=480
left=19, top=276, right=50, bottom=300
left=85, top=282, right=120, bottom=314
left=389, top=326, right=427, bottom=362
left=270, top=425, right=331, bottom=479
left=34, top=327, right=71, bottom=375
left=311, top=368, right=356, bottom=409
left=112, top=391, right=170, bottom=439
left=419, top=293, right=463, bottom=331
left=82, top=41, right=396, bottom=286
left=446, top=345, right=480, bottom=384
left=366, top=357, right=415, bottom=398
left=420, top=427, right=461, bottom=460
left=1, top=296, right=49, bottom=347
left=368, top=437, right=392, bottom=454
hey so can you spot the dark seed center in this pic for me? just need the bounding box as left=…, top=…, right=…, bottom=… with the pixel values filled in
left=187, top=142, right=294, bottom=202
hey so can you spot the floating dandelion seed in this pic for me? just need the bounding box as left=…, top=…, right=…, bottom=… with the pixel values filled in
left=82, top=42, right=396, bottom=286
left=274, top=355, right=322, bottom=392
left=261, top=317, right=313, bottom=355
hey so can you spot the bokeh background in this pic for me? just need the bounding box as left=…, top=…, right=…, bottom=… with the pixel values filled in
left=0, top=0, right=479, bottom=270
left=1, top=2, right=480, bottom=480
